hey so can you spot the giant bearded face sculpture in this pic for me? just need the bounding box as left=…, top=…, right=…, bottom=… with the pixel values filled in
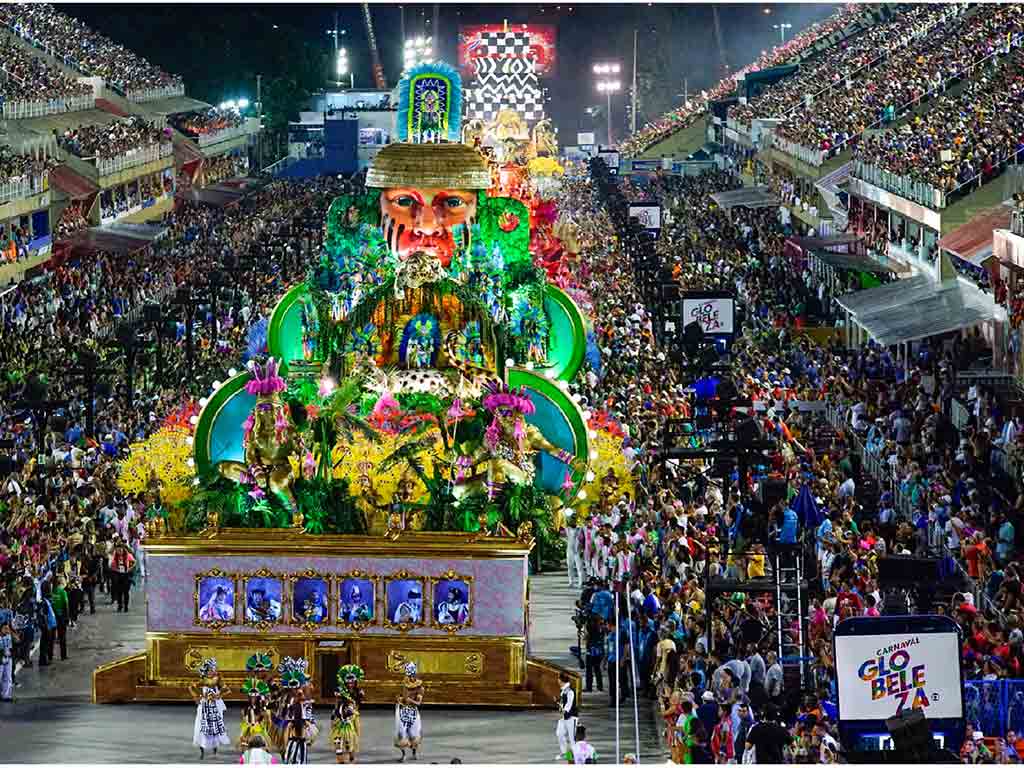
left=380, top=186, right=477, bottom=268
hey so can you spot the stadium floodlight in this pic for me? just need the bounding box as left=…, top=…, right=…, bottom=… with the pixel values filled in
left=337, top=48, right=348, bottom=77
left=773, top=22, right=793, bottom=44
left=237, top=99, right=249, bottom=110
left=593, top=61, right=622, bottom=144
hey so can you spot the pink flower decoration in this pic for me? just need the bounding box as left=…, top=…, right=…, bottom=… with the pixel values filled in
left=447, top=398, right=466, bottom=421
left=248, top=487, right=265, bottom=501
left=561, top=471, right=575, bottom=493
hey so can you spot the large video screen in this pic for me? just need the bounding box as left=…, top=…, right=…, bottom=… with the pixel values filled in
left=835, top=631, right=963, bottom=720
left=458, top=24, right=557, bottom=76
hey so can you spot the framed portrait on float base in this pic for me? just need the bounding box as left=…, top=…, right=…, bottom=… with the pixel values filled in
left=289, top=569, right=331, bottom=632
left=383, top=569, right=426, bottom=632
left=431, top=569, right=473, bottom=632
left=336, top=570, right=378, bottom=632
left=242, top=568, right=285, bottom=631
left=194, top=568, right=238, bottom=632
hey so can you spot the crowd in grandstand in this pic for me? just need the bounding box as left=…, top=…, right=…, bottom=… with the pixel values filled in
left=0, top=146, right=56, bottom=187
left=56, top=116, right=169, bottom=161
left=0, top=34, right=93, bottom=105
left=853, top=48, right=1024, bottom=197
left=0, top=3, right=182, bottom=97
left=169, top=108, right=245, bottom=139
left=618, top=4, right=865, bottom=158
left=0, top=177, right=351, bottom=691
left=549, top=157, right=1024, bottom=761
left=773, top=3, right=1024, bottom=159
left=54, top=201, right=89, bottom=241
left=730, top=4, right=954, bottom=130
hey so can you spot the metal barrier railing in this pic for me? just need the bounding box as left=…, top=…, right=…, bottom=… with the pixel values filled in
left=0, top=92, right=95, bottom=120
left=123, top=84, right=185, bottom=104
left=0, top=171, right=46, bottom=202
left=91, top=142, right=173, bottom=177
left=196, top=123, right=251, bottom=147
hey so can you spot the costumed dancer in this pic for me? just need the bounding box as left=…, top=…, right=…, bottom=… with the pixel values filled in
left=331, top=664, right=365, bottom=763
left=239, top=676, right=272, bottom=750
left=191, top=658, right=231, bottom=759
left=284, top=712, right=309, bottom=764
left=394, top=662, right=424, bottom=762
left=555, top=671, right=578, bottom=760
left=278, top=658, right=317, bottom=752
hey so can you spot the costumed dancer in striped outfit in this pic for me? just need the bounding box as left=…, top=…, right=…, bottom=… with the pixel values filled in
left=394, top=662, right=424, bottom=762
left=278, top=657, right=316, bottom=756
left=190, top=658, right=231, bottom=759
left=331, top=664, right=365, bottom=763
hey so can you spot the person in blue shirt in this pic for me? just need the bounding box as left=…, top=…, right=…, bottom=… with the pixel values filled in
left=779, top=506, right=798, bottom=545
left=590, top=583, right=614, bottom=624
left=605, top=622, right=621, bottom=706
left=997, top=512, right=1016, bottom=565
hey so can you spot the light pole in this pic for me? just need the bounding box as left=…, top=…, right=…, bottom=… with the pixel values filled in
left=403, top=36, right=432, bottom=72
left=593, top=62, right=621, bottom=146
left=337, top=47, right=353, bottom=89
left=772, top=22, right=792, bottom=45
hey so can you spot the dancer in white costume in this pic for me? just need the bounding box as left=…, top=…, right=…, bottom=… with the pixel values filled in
left=565, top=513, right=584, bottom=588
left=394, top=662, right=424, bottom=762
left=190, top=658, right=231, bottom=758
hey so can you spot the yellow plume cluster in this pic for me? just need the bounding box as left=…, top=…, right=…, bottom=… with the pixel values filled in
left=116, top=426, right=195, bottom=507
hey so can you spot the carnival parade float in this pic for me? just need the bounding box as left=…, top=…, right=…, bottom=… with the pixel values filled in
left=93, top=64, right=605, bottom=709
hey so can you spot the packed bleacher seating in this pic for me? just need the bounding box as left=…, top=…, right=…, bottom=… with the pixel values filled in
left=551, top=156, right=1024, bottom=757
left=0, top=178, right=352, bottom=685
left=730, top=4, right=953, bottom=129
left=0, top=3, right=183, bottom=99
left=169, top=108, right=245, bottom=139
left=54, top=201, right=90, bottom=241
left=0, top=145, right=59, bottom=187
left=853, top=49, right=1024, bottom=205
left=57, top=116, right=168, bottom=161
left=0, top=34, right=93, bottom=104
left=202, top=154, right=248, bottom=186
left=618, top=4, right=866, bottom=158
left=772, top=3, right=1024, bottom=163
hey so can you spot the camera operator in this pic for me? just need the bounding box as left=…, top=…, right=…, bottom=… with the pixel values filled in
left=584, top=609, right=606, bottom=693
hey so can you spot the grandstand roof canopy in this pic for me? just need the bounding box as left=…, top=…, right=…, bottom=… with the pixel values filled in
left=710, top=186, right=780, bottom=210
left=144, top=96, right=212, bottom=115
left=812, top=250, right=891, bottom=275
left=836, top=274, right=1003, bottom=347
left=937, top=204, right=1012, bottom=266
left=788, top=233, right=862, bottom=251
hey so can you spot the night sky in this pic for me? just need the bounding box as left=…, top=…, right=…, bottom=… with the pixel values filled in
left=63, top=2, right=837, bottom=138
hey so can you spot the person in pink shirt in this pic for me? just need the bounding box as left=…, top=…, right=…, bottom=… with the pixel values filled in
left=864, top=594, right=881, bottom=617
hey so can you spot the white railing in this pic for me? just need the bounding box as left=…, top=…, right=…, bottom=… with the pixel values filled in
left=855, top=144, right=1024, bottom=211
left=196, top=123, right=251, bottom=147
left=0, top=172, right=48, bottom=203
left=92, top=142, right=173, bottom=177
left=1012, top=210, right=1024, bottom=237
left=770, top=133, right=825, bottom=166
left=1, top=92, right=95, bottom=120
left=124, top=83, right=185, bottom=104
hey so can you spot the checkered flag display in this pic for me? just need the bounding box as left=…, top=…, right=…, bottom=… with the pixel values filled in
left=465, top=30, right=546, bottom=124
